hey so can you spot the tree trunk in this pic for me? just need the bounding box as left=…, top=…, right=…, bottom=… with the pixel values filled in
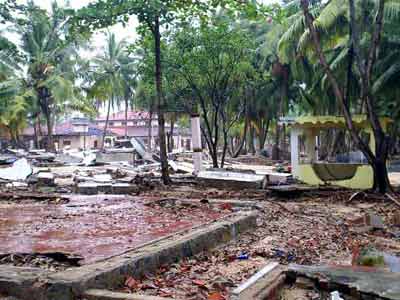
left=272, top=120, right=280, bottom=160
left=301, top=0, right=390, bottom=192
left=101, top=97, right=112, bottom=150
left=200, top=125, right=219, bottom=168
left=231, top=118, right=248, bottom=158
left=33, top=116, right=40, bottom=149
left=168, top=118, right=175, bottom=153
left=211, top=146, right=219, bottom=168
left=220, top=130, right=229, bottom=168
left=125, top=97, right=129, bottom=139
left=153, top=16, right=170, bottom=184
left=148, top=110, right=153, bottom=151
left=44, top=110, right=54, bottom=152
left=258, top=119, right=271, bottom=152
left=249, top=125, right=256, bottom=155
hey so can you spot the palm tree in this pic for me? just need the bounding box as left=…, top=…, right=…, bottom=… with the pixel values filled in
left=90, top=32, right=137, bottom=146
left=277, top=0, right=400, bottom=191
left=119, top=55, right=138, bottom=139
left=13, top=2, right=83, bottom=151
left=91, top=32, right=130, bottom=148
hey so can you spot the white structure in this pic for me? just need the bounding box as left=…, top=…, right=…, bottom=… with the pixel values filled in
left=191, top=114, right=202, bottom=174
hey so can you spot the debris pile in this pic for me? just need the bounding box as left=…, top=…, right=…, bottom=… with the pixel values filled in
left=0, top=252, right=83, bottom=271
left=116, top=186, right=400, bottom=299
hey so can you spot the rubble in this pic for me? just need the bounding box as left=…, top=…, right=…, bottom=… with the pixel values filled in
left=197, top=169, right=266, bottom=189
left=0, top=158, right=32, bottom=181
left=0, top=252, right=83, bottom=271
left=230, top=262, right=284, bottom=300
left=287, top=264, right=400, bottom=300
left=36, top=172, right=55, bottom=186
left=112, top=186, right=400, bottom=299
left=0, top=152, right=399, bottom=299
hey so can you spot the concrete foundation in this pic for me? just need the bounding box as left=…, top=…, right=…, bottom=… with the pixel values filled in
left=0, top=212, right=257, bottom=300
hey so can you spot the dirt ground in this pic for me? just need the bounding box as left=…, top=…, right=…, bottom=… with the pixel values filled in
left=116, top=185, right=400, bottom=300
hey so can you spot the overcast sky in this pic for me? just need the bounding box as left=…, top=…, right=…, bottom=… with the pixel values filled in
left=12, top=0, right=277, bottom=52
left=12, top=0, right=139, bottom=53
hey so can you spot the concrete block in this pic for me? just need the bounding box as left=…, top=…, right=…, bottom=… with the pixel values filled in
left=76, top=182, right=99, bottom=195
left=37, top=172, right=55, bottom=186
left=112, top=183, right=137, bottom=194
left=197, top=170, right=265, bottom=189
left=288, top=264, right=400, bottom=300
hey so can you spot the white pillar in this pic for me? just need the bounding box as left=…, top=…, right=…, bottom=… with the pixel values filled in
left=305, top=129, right=316, bottom=162
left=290, top=127, right=301, bottom=178
left=191, top=114, right=202, bottom=174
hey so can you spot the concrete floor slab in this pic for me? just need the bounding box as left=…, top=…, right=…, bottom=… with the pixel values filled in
left=0, top=211, right=257, bottom=300
left=0, top=195, right=228, bottom=264
left=288, top=264, right=400, bottom=300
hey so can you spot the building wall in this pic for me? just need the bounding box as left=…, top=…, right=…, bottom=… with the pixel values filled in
left=55, top=135, right=103, bottom=150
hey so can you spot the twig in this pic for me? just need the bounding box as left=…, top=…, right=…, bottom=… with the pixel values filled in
left=385, top=193, right=400, bottom=208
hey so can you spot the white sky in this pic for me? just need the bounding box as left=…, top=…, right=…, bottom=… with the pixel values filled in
left=13, top=0, right=278, bottom=52
left=13, top=0, right=139, bottom=54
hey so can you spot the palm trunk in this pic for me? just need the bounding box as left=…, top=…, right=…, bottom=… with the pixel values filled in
left=153, top=16, right=170, bottom=184
left=44, top=110, right=54, bottom=152
left=33, top=117, right=39, bottom=149
left=125, top=97, right=129, bottom=139
left=272, top=120, right=280, bottom=160
left=148, top=110, right=153, bottom=151
left=301, top=0, right=390, bottom=192
left=249, top=125, right=256, bottom=155
left=101, top=97, right=112, bottom=150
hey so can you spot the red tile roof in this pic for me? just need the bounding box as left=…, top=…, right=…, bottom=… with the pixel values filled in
left=22, top=119, right=115, bottom=136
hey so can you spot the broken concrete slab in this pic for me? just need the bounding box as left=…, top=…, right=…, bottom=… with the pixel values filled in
left=5, top=182, right=28, bottom=189
left=0, top=159, right=32, bottom=181
left=264, top=172, right=292, bottom=185
left=0, top=211, right=257, bottom=300
left=268, top=184, right=341, bottom=197
left=76, top=182, right=98, bottom=195
left=168, top=160, right=193, bottom=174
left=197, top=170, right=265, bottom=189
left=0, top=266, right=50, bottom=300
left=76, top=182, right=137, bottom=195
left=0, top=155, right=17, bottom=165
left=288, top=264, right=400, bottom=300
left=111, top=183, right=137, bottom=194
left=84, top=289, right=173, bottom=300
left=230, top=262, right=286, bottom=300
left=36, top=172, right=55, bottom=186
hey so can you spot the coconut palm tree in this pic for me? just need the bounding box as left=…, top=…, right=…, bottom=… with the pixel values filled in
left=119, top=54, right=138, bottom=139
left=91, top=32, right=136, bottom=148
left=277, top=0, right=400, bottom=191
left=10, top=2, right=84, bottom=151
